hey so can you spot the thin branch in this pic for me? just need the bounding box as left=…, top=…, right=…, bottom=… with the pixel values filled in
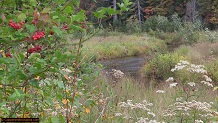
left=94, top=99, right=109, bottom=123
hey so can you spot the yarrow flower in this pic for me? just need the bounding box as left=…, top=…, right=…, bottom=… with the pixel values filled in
left=169, top=83, right=178, bottom=88
left=156, top=90, right=165, bottom=93
left=110, top=69, right=124, bottom=79
left=115, top=113, right=122, bottom=117
left=166, top=77, right=174, bottom=82
left=203, top=75, right=212, bottom=82
left=200, top=81, right=213, bottom=87
left=117, top=100, right=156, bottom=121
left=171, top=60, right=189, bottom=72
left=187, top=82, right=196, bottom=87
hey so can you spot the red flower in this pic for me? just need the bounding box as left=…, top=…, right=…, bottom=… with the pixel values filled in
left=6, top=52, right=12, bottom=58
left=32, top=31, right=45, bottom=40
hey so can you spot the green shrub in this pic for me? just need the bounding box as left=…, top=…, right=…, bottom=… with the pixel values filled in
left=144, top=15, right=178, bottom=32
left=141, top=53, right=185, bottom=80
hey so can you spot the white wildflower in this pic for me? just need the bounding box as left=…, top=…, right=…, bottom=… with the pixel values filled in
left=169, top=83, right=178, bottom=88
left=51, top=111, right=58, bottom=116
left=200, top=81, right=213, bottom=87
left=76, top=78, right=81, bottom=81
left=110, top=69, right=124, bottom=79
left=203, top=75, right=212, bottom=82
left=62, top=68, right=72, bottom=73
left=136, top=117, right=149, bottom=123
left=148, top=112, right=156, bottom=117
left=8, top=107, right=11, bottom=111
left=166, top=77, right=174, bottom=82
left=115, top=113, right=122, bottom=117
left=195, top=119, right=204, bottom=123
left=156, top=90, right=165, bottom=93
left=32, top=113, right=40, bottom=117
left=187, top=64, right=207, bottom=74
left=180, top=60, right=190, bottom=65
left=187, top=82, right=196, bottom=87
left=176, top=97, right=183, bottom=102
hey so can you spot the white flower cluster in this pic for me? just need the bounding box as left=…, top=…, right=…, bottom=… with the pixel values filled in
left=169, top=82, right=178, bottom=88
left=169, top=60, right=213, bottom=88
left=201, top=75, right=213, bottom=87
left=187, top=64, right=207, bottom=74
left=110, top=69, right=124, bottom=79
left=163, top=100, right=215, bottom=119
left=195, top=119, right=204, bottom=123
left=187, top=82, right=196, bottom=87
left=156, top=90, right=165, bottom=93
left=171, top=60, right=190, bottom=72
left=171, top=60, right=207, bottom=74
left=61, top=68, right=72, bottom=73
left=136, top=117, right=163, bottom=123
left=119, top=100, right=153, bottom=113
left=165, top=77, right=174, bottom=82
left=116, top=100, right=157, bottom=121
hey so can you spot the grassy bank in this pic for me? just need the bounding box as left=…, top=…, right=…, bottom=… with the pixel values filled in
left=81, top=34, right=167, bottom=61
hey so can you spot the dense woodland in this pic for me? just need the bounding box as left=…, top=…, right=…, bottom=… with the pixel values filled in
left=80, top=0, right=218, bottom=30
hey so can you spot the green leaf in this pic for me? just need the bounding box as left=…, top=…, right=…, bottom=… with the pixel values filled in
left=117, top=3, right=128, bottom=11
left=63, top=6, right=74, bottom=15
left=30, top=79, right=39, bottom=88
left=0, top=58, right=9, bottom=64
left=30, top=0, right=37, bottom=6
left=70, top=10, right=85, bottom=22
left=52, top=16, right=59, bottom=20
left=19, top=53, right=25, bottom=61
left=69, top=24, right=82, bottom=31
left=73, top=0, right=80, bottom=7
left=18, top=13, right=26, bottom=21
left=41, top=8, right=51, bottom=14
left=53, top=26, right=63, bottom=36
left=106, top=8, right=119, bottom=15
left=26, top=24, right=36, bottom=33
left=51, top=117, right=59, bottom=123
left=57, top=81, right=65, bottom=89
left=94, top=9, right=107, bottom=18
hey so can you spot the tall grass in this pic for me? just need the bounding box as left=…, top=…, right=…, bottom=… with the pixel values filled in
left=81, top=35, right=167, bottom=61
left=86, top=70, right=218, bottom=122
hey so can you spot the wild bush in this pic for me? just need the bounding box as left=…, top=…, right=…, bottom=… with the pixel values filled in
left=0, top=0, right=132, bottom=122
left=141, top=53, right=185, bottom=81
left=144, top=15, right=172, bottom=32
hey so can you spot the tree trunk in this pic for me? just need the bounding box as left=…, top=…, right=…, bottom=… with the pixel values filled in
left=185, top=0, right=197, bottom=23
left=113, top=0, right=118, bottom=24
left=137, top=0, right=142, bottom=27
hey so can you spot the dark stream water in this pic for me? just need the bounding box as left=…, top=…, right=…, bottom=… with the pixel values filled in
left=98, top=55, right=148, bottom=77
